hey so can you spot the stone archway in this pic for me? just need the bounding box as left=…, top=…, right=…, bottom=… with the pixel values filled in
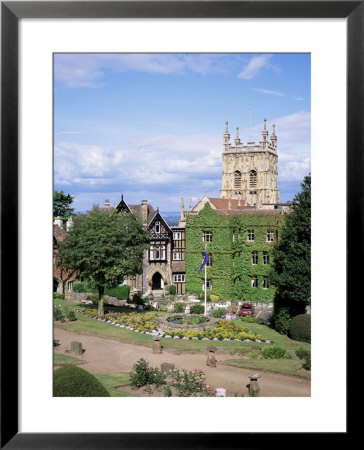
left=152, top=272, right=162, bottom=290
left=147, top=269, right=168, bottom=293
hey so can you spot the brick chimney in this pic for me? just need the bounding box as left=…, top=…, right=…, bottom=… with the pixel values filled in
left=141, top=200, right=148, bottom=223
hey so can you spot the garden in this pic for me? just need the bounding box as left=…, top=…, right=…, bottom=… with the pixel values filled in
left=54, top=297, right=311, bottom=398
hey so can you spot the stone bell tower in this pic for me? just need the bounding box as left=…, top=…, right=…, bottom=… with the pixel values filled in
left=220, top=119, right=279, bottom=206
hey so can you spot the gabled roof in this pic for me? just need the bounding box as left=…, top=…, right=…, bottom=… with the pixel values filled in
left=148, top=210, right=172, bottom=234
left=129, top=204, right=156, bottom=223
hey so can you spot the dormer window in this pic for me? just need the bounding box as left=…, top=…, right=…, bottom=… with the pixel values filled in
left=155, top=221, right=160, bottom=233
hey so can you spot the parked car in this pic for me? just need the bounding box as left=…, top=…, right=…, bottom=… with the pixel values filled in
left=238, top=302, right=253, bottom=316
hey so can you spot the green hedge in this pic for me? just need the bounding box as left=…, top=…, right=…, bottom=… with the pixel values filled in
left=289, top=314, right=311, bottom=343
left=104, top=285, right=130, bottom=300
left=54, top=365, right=110, bottom=397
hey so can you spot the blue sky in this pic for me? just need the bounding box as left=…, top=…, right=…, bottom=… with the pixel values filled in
left=54, top=53, right=310, bottom=213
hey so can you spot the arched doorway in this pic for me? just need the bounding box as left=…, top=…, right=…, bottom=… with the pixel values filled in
left=152, top=272, right=162, bottom=290
left=53, top=277, right=60, bottom=293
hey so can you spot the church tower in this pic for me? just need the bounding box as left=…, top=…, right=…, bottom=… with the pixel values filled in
left=220, top=119, right=279, bottom=206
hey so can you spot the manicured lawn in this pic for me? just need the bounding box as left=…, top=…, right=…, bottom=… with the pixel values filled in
left=223, top=357, right=310, bottom=379
left=53, top=353, right=84, bottom=366
left=94, top=373, right=138, bottom=397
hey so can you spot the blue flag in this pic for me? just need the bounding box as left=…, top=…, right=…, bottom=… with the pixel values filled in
left=198, top=250, right=209, bottom=273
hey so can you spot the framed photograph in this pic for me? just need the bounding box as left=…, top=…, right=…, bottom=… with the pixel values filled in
left=2, top=1, right=359, bottom=448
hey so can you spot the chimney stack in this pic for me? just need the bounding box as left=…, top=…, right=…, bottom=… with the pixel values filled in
left=141, top=200, right=148, bottom=224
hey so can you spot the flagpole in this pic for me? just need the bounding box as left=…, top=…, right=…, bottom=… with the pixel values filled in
left=204, top=244, right=207, bottom=317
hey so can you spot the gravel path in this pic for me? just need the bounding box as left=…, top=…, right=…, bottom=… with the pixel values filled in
left=54, top=328, right=310, bottom=397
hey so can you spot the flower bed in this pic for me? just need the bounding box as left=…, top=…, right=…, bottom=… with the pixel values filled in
left=163, top=319, right=267, bottom=342
left=77, top=309, right=269, bottom=343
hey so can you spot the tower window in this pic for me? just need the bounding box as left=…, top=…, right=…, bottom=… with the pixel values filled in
left=247, top=230, right=254, bottom=242
left=251, top=251, right=258, bottom=265
left=262, top=276, right=269, bottom=289
left=263, top=251, right=269, bottom=264
left=234, top=170, right=242, bottom=189
left=250, top=170, right=257, bottom=188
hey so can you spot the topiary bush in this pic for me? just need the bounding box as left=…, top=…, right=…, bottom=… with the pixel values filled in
left=273, top=307, right=292, bottom=334
left=54, top=365, right=110, bottom=397
left=289, top=314, right=311, bottom=343
left=190, top=304, right=205, bottom=315
left=210, top=294, right=219, bottom=303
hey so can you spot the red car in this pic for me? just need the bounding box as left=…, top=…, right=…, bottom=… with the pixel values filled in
left=238, top=302, right=254, bottom=316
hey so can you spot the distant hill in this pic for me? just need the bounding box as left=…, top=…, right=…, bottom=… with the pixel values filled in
left=160, top=212, right=181, bottom=227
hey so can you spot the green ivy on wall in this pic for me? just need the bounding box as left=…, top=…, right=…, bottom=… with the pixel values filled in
left=185, top=203, right=284, bottom=302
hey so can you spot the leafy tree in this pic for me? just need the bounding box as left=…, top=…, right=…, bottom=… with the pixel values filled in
left=270, top=174, right=311, bottom=326
left=56, top=207, right=150, bottom=315
left=54, top=190, right=74, bottom=219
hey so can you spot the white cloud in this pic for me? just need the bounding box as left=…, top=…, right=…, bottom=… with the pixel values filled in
left=54, top=54, right=236, bottom=88
left=238, top=55, right=273, bottom=80
left=251, top=87, right=285, bottom=96
left=55, top=110, right=310, bottom=210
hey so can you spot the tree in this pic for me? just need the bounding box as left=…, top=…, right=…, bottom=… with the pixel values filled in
left=56, top=207, right=150, bottom=315
left=54, top=190, right=74, bottom=219
left=270, top=174, right=311, bottom=329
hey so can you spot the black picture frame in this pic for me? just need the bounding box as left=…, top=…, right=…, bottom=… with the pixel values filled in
left=1, top=1, right=358, bottom=448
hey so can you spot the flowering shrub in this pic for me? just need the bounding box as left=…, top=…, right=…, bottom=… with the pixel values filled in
left=129, top=358, right=166, bottom=388
left=168, top=368, right=215, bottom=397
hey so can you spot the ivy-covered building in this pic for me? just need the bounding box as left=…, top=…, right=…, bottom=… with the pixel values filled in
left=185, top=198, right=285, bottom=303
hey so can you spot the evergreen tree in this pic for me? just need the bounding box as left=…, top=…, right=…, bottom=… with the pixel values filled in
left=270, top=174, right=311, bottom=331
left=54, top=190, right=74, bottom=219
left=56, top=207, right=150, bottom=316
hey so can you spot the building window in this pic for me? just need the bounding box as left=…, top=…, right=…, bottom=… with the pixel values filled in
left=203, top=231, right=212, bottom=242
left=251, top=251, right=258, bottom=265
left=173, top=251, right=182, bottom=260
left=132, top=276, right=136, bottom=289
left=251, top=276, right=258, bottom=288
left=247, top=230, right=254, bottom=242
left=150, top=243, right=166, bottom=260
left=266, top=230, right=275, bottom=242
left=205, top=253, right=212, bottom=267
left=263, top=251, right=269, bottom=265
left=155, top=221, right=160, bottom=233
left=173, top=232, right=182, bottom=240
left=202, top=279, right=212, bottom=291
left=262, top=276, right=269, bottom=289
left=234, top=170, right=242, bottom=189
left=173, top=274, right=185, bottom=283
left=250, top=170, right=257, bottom=188
left=67, top=280, right=73, bottom=290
